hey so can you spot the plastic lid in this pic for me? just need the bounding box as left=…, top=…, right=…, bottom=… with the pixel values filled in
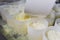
left=25, top=0, right=56, bottom=17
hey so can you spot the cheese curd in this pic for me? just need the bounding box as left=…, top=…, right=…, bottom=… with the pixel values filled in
left=29, top=19, right=48, bottom=30
left=47, top=30, right=60, bottom=40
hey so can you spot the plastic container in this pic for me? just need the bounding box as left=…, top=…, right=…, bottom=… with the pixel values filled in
left=2, top=13, right=32, bottom=40
left=27, top=18, right=48, bottom=40
left=0, top=0, right=26, bottom=21
left=5, top=13, right=31, bottom=40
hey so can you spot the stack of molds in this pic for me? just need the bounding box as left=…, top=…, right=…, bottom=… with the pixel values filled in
left=2, top=12, right=32, bottom=40
left=0, top=0, right=32, bottom=40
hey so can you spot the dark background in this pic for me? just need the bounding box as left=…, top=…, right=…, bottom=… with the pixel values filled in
left=0, top=33, right=7, bottom=40
left=56, top=0, right=60, bottom=3
left=0, top=0, right=60, bottom=40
